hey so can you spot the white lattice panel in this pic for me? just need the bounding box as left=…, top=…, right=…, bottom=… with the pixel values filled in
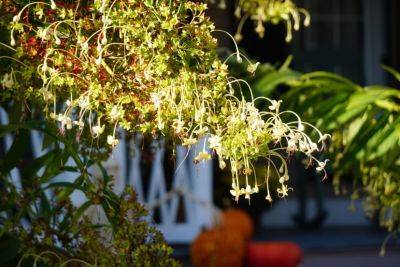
left=102, top=135, right=214, bottom=243
left=0, top=107, right=214, bottom=243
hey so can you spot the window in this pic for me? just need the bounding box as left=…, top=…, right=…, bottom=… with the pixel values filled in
left=291, top=0, right=387, bottom=85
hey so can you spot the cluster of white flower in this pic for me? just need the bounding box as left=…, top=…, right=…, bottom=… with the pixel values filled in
left=1, top=73, right=14, bottom=89
left=5, top=0, right=328, bottom=203
left=209, top=0, right=311, bottom=43
left=193, top=91, right=330, bottom=203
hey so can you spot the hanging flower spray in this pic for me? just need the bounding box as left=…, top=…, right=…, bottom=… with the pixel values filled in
left=3, top=0, right=327, bottom=202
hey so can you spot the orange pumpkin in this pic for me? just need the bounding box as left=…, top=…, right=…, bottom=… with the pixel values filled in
left=221, top=209, right=254, bottom=240
left=191, top=228, right=246, bottom=267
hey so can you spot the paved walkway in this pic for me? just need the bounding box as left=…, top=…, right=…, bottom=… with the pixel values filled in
left=304, top=249, right=400, bottom=267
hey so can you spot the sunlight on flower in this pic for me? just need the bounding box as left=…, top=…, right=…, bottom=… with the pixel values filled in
left=194, top=151, right=212, bottom=163
left=1, top=73, right=14, bottom=89
left=2, top=0, right=328, bottom=203
left=107, top=135, right=119, bottom=148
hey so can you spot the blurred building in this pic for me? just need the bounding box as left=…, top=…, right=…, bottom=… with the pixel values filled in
left=230, top=0, right=399, bottom=86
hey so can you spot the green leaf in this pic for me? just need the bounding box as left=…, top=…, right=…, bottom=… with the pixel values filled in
left=382, top=64, right=400, bottom=82
left=45, top=181, right=85, bottom=192
left=144, top=0, right=153, bottom=7
left=374, top=99, right=400, bottom=112
left=0, top=129, right=30, bottom=175
left=47, top=173, right=86, bottom=202
left=71, top=201, right=92, bottom=225
left=20, top=149, right=62, bottom=183
left=253, top=69, right=301, bottom=96
left=300, top=71, right=360, bottom=89
left=279, top=55, right=293, bottom=71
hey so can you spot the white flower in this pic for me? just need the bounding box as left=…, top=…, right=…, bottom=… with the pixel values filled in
left=78, top=98, right=89, bottom=109
left=309, top=142, right=318, bottom=153
left=57, top=114, right=72, bottom=130
left=92, top=124, right=105, bottom=138
left=42, top=90, right=53, bottom=101
left=218, top=159, right=226, bottom=170
left=41, top=62, right=48, bottom=72
left=299, top=140, right=308, bottom=152
left=59, top=8, right=67, bottom=19
left=244, top=184, right=252, bottom=199
left=50, top=0, right=57, bottom=10
left=55, top=36, right=61, bottom=45
left=279, top=174, right=289, bottom=184
left=193, top=151, right=211, bottom=163
left=194, top=126, right=208, bottom=136
left=277, top=184, right=292, bottom=198
left=247, top=62, right=260, bottom=74
left=249, top=117, right=265, bottom=130
left=10, top=35, right=16, bottom=46
left=272, top=124, right=286, bottom=140
left=318, top=134, right=331, bottom=150
left=157, top=119, right=165, bottom=130
left=182, top=137, right=197, bottom=146
left=109, top=105, right=123, bottom=122
left=287, top=138, right=297, bottom=152
left=150, top=92, right=162, bottom=109
left=73, top=120, right=85, bottom=129
left=13, top=15, right=20, bottom=23
left=318, top=134, right=331, bottom=143
left=234, top=6, right=242, bottom=18
left=268, top=100, right=282, bottom=112
left=173, top=119, right=185, bottom=134
left=107, top=135, right=119, bottom=147
left=252, top=185, right=259, bottom=193
left=279, top=164, right=285, bottom=173
left=1, top=73, right=14, bottom=89
left=65, top=121, right=72, bottom=130
left=316, top=159, right=329, bottom=172
left=95, top=56, right=102, bottom=66
left=236, top=53, right=242, bottom=63
left=208, top=135, right=222, bottom=149
left=37, top=27, right=49, bottom=40
left=194, top=106, right=206, bottom=122
left=230, top=183, right=243, bottom=202
left=231, top=161, right=238, bottom=172
left=81, top=42, right=89, bottom=51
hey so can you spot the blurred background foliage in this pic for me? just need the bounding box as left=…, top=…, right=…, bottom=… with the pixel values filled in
left=234, top=58, right=400, bottom=233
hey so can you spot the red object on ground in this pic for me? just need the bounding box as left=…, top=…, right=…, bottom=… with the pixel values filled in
left=247, top=242, right=303, bottom=267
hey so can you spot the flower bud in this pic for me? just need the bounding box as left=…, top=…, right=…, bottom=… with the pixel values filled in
left=51, top=0, right=57, bottom=10
left=13, top=15, right=20, bottom=23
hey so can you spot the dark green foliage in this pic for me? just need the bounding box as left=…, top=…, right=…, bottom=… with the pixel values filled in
left=0, top=102, right=178, bottom=266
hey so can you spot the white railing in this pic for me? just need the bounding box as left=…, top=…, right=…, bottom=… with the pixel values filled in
left=0, top=107, right=214, bottom=243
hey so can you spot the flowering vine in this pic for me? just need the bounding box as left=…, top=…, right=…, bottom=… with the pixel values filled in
left=210, top=0, right=310, bottom=42
left=1, top=0, right=327, bottom=202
